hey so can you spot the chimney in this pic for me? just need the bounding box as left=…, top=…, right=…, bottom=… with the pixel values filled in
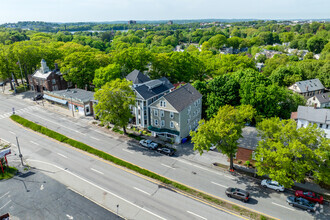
left=54, top=63, right=59, bottom=71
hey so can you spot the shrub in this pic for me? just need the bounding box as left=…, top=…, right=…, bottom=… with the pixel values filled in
left=245, top=160, right=250, bottom=167
left=237, top=160, right=242, bottom=164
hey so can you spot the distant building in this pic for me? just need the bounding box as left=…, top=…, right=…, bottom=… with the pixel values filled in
left=167, top=20, right=173, bottom=25
left=128, top=20, right=136, bottom=24
left=29, top=59, right=68, bottom=93
left=296, top=106, right=330, bottom=138
left=307, top=92, right=330, bottom=108
left=288, top=79, right=325, bottom=98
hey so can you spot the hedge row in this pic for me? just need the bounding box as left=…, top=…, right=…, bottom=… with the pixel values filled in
left=10, top=114, right=273, bottom=220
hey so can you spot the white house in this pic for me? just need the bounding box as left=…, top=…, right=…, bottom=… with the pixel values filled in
left=307, top=92, right=330, bottom=108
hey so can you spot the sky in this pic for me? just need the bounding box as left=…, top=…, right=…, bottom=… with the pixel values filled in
left=0, top=0, right=329, bottom=24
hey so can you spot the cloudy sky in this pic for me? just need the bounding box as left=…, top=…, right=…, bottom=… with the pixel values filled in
left=0, top=0, right=329, bottom=24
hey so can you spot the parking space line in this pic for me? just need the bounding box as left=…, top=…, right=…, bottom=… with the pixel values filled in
left=271, top=202, right=295, bottom=211
left=187, top=210, right=207, bottom=220
left=30, top=141, right=40, bottom=146
left=224, top=175, right=235, bottom=180
left=9, top=131, right=15, bottom=135
left=91, top=168, right=104, bottom=175
left=0, top=192, right=10, bottom=200
left=211, top=181, right=227, bottom=188
left=193, top=164, right=223, bottom=176
left=90, top=136, right=100, bottom=141
left=122, top=148, right=134, bottom=154
left=161, top=163, right=175, bottom=169
left=0, top=200, right=11, bottom=211
left=133, top=187, right=151, bottom=196
left=57, top=153, right=68, bottom=159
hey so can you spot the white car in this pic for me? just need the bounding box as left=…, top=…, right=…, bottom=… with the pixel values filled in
left=210, top=144, right=217, bottom=151
left=261, top=179, right=285, bottom=192
left=139, top=139, right=158, bottom=150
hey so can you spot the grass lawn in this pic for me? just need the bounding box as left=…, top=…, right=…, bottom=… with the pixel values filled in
left=0, top=166, right=18, bottom=180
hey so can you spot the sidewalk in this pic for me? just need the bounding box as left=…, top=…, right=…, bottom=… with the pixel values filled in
left=5, top=89, right=330, bottom=198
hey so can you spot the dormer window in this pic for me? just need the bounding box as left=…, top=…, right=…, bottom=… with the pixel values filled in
left=160, top=101, right=166, bottom=107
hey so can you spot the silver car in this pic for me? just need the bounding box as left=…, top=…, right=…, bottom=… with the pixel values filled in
left=286, top=196, right=317, bottom=212
left=261, top=179, right=284, bottom=192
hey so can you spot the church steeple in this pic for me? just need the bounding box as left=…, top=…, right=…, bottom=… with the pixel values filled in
left=40, top=59, right=50, bottom=74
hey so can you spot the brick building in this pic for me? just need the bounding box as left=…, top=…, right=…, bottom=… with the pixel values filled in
left=29, top=59, right=69, bottom=93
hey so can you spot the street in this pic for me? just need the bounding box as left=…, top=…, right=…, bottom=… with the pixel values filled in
left=0, top=92, right=329, bottom=220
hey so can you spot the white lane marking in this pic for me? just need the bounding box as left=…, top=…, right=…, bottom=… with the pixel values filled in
left=272, top=202, right=295, bottom=211
left=30, top=141, right=40, bottom=146
left=187, top=211, right=207, bottom=220
left=122, top=148, right=134, bottom=154
left=224, top=175, right=235, bottom=180
left=90, top=136, right=100, bottom=141
left=57, top=153, right=68, bottom=159
left=92, top=129, right=114, bottom=138
left=176, top=159, right=193, bottom=166
left=161, top=163, right=175, bottom=169
left=193, top=164, right=223, bottom=176
left=0, top=192, right=10, bottom=200
left=133, top=187, right=151, bottom=196
left=66, top=214, right=74, bottom=219
left=211, top=181, right=227, bottom=188
left=9, top=131, right=16, bottom=135
left=27, top=159, right=166, bottom=220
left=40, top=184, right=44, bottom=190
left=91, top=168, right=104, bottom=175
left=0, top=200, right=11, bottom=211
left=26, top=113, right=86, bottom=135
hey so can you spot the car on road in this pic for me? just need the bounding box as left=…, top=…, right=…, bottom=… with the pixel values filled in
left=295, top=190, right=324, bottom=204
left=261, top=179, right=284, bottom=192
left=286, top=196, right=317, bottom=212
left=139, top=139, right=158, bottom=150
left=225, top=187, right=250, bottom=203
left=157, top=147, right=175, bottom=156
left=32, top=94, right=43, bottom=101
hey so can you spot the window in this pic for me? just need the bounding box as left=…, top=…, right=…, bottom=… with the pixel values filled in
left=154, top=119, right=158, bottom=126
left=252, top=151, right=256, bottom=160
left=160, top=101, right=166, bottom=107
left=154, top=109, right=158, bottom=116
left=320, top=124, right=323, bottom=128
left=51, top=79, right=56, bottom=85
left=326, top=125, right=329, bottom=129
left=194, top=101, right=197, bottom=107
left=187, top=118, right=190, bottom=124
left=301, top=124, right=304, bottom=128
left=160, top=110, right=164, bottom=117
left=170, top=112, right=174, bottom=119
left=170, top=121, right=174, bottom=128
left=161, top=120, right=165, bottom=127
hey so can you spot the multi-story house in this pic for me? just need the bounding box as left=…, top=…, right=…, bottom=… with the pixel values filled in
left=148, top=83, right=202, bottom=144
left=127, top=72, right=174, bottom=128
left=29, top=59, right=68, bottom=93
left=288, top=79, right=325, bottom=98
left=296, top=106, right=330, bottom=138
left=307, top=92, right=330, bottom=108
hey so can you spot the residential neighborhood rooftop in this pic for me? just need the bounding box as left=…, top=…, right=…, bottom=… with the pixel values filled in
left=297, top=106, right=330, bottom=124
left=134, top=77, right=174, bottom=100
left=45, top=88, right=95, bottom=103
left=289, top=79, right=325, bottom=93
left=313, top=92, right=330, bottom=104
left=162, top=83, right=202, bottom=112
left=126, top=69, right=151, bottom=84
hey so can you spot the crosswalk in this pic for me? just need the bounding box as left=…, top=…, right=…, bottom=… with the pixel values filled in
left=0, top=106, right=39, bottom=119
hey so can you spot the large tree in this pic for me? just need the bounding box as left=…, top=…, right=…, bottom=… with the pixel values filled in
left=94, top=79, right=135, bottom=134
left=93, top=63, right=122, bottom=89
left=255, top=118, right=330, bottom=187
left=191, top=105, right=255, bottom=170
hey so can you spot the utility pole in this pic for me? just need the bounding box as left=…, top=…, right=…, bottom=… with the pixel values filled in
left=16, top=136, right=24, bottom=166
left=71, top=96, right=74, bottom=117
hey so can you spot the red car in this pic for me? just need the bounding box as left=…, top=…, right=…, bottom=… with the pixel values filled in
left=295, top=190, right=324, bottom=204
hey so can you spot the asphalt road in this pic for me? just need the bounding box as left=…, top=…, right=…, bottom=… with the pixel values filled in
left=0, top=94, right=241, bottom=220
left=0, top=92, right=329, bottom=220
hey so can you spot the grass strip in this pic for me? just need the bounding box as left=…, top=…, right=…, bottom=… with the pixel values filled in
left=10, top=114, right=274, bottom=220
left=0, top=166, right=18, bottom=180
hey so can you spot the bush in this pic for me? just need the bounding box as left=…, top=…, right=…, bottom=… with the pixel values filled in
left=237, top=160, right=242, bottom=164
left=245, top=160, right=250, bottom=167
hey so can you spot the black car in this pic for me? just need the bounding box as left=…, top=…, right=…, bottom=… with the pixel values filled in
left=32, top=94, right=43, bottom=101
left=286, top=196, right=316, bottom=212
left=0, top=81, right=6, bottom=86
left=157, top=147, right=175, bottom=156
left=225, top=187, right=250, bottom=203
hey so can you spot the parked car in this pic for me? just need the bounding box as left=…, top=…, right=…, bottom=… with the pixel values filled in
left=295, top=190, right=324, bottom=204
left=210, top=144, right=216, bottom=151
left=32, top=94, right=43, bottom=101
left=157, top=147, right=175, bottom=156
left=261, top=179, right=284, bottom=192
left=0, top=81, right=6, bottom=86
left=139, top=139, right=158, bottom=150
left=286, top=196, right=317, bottom=212
left=225, top=187, right=250, bottom=203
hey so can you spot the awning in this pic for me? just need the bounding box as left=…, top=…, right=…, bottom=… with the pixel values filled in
left=0, top=148, right=11, bottom=158
left=44, top=94, right=68, bottom=105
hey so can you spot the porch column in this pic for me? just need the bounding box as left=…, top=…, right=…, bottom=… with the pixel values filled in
left=0, top=160, right=4, bottom=173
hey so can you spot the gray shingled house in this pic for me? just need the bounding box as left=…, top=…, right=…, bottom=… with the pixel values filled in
left=149, top=83, right=202, bottom=143
left=288, top=79, right=325, bottom=98
left=307, top=92, right=330, bottom=108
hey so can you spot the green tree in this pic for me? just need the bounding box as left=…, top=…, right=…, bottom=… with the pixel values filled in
left=93, top=63, right=122, bottom=89
left=227, top=37, right=242, bottom=49
left=191, top=105, right=255, bottom=171
left=307, top=36, right=328, bottom=54
left=94, top=79, right=136, bottom=134
left=255, top=118, right=330, bottom=187
left=208, top=34, right=227, bottom=50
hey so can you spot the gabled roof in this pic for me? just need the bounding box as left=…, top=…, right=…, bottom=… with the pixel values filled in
left=126, top=69, right=150, bottom=84
left=45, top=89, right=94, bottom=103
left=314, top=92, right=330, bottom=104
left=297, top=106, right=330, bottom=124
left=290, top=79, right=325, bottom=93
left=32, top=70, right=52, bottom=79
left=162, top=83, right=202, bottom=112
left=134, top=77, right=174, bottom=100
